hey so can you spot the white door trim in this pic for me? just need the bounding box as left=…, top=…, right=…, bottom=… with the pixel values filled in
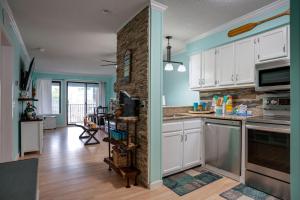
left=0, top=30, right=14, bottom=163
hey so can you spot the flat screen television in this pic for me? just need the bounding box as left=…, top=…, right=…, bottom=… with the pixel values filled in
left=20, top=57, right=35, bottom=91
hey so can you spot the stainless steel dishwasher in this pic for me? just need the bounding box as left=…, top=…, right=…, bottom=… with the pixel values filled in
left=204, top=118, right=241, bottom=177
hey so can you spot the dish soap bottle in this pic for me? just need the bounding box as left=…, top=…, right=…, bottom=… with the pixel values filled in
left=226, top=95, right=233, bottom=114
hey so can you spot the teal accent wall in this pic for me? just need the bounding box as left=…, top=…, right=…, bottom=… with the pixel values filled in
left=32, top=72, right=115, bottom=127
left=291, top=0, right=300, bottom=199
left=163, top=53, right=198, bottom=106
left=149, top=7, right=163, bottom=184
left=163, top=3, right=289, bottom=107
left=0, top=2, right=30, bottom=159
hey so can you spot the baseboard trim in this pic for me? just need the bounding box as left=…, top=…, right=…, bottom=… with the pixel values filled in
left=149, top=180, right=163, bottom=190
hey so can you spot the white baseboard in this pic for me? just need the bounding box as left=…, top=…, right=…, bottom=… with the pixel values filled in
left=148, top=180, right=163, bottom=190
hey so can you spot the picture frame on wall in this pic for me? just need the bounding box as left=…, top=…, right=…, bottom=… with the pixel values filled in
left=122, top=49, right=132, bottom=83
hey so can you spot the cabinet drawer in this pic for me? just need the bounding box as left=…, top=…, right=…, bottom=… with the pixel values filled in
left=184, top=119, right=202, bottom=130
left=163, top=121, right=183, bottom=132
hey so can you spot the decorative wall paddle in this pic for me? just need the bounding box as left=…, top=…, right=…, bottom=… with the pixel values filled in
left=228, top=9, right=290, bottom=37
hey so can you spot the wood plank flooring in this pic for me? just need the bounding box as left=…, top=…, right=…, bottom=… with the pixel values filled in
left=23, top=126, right=239, bottom=200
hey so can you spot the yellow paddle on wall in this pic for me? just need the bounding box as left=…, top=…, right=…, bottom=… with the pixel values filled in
left=228, top=9, right=290, bottom=37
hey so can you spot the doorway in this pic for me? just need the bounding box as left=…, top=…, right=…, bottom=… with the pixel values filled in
left=67, top=82, right=99, bottom=124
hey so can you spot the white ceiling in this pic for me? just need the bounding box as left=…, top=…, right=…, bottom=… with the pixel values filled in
left=9, top=0, right=275, bottom=75
left=8, top=0, right=148, bottom=75
left=158, top=0, right=274, bottom=53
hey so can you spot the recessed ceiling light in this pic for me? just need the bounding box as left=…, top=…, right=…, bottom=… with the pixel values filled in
left=39, top=48, right=46, bottom=52
left=102, top=9, right=112, bottom=15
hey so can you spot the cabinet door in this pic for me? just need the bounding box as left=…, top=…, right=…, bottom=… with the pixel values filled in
left=183, top=129, right=201, bottom=168
left=162, top=131, right=183, bottom=174
left=21, top=122, right=39, bottom=152
left=216, top=43, right=235, bottom=86
left=189, top=54, right=202, bottom=89
left=255, top=26, right=288, bottom=63
left=202, top=49, right=216, bottom=87
left=235, top=37, right=255, bottom=84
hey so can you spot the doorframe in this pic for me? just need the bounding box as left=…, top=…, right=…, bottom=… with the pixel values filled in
left=66, top=81, right=99, bottom=125
left=0, top=29, right=14, bottom=162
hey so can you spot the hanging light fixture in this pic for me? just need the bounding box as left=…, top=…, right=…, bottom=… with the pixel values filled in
left=163, top=36, right=186, bottom=72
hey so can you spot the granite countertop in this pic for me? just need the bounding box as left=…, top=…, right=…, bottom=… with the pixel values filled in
left=163, top=112, right=255, bottom=121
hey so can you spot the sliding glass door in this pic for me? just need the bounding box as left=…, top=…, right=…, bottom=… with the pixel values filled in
left=67, top=82, right=99, bottom=124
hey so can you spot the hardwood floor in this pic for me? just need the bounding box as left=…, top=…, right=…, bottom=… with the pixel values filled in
left=24, top=127, right=239, bottom=200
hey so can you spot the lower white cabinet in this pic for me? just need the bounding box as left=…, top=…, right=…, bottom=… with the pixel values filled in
left=162, top=131, right=183, bottom=174
left=163, top=119, right=202, bottom=176
left=183, top=129, right=201, bottom=168
left=21, top=121, right=43, bottom=156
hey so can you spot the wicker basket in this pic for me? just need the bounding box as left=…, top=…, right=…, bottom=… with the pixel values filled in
left=112, top=146, right=131, bottom=167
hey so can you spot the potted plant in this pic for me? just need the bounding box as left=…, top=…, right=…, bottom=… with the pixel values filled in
left=25, top=102, right=37, bottom=120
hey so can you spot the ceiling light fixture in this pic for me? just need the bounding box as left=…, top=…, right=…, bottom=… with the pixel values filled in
left=163, top=36, right=186, bottom=72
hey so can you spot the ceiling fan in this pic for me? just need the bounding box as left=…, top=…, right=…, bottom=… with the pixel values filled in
left=99, top=59, right=117, bottom=67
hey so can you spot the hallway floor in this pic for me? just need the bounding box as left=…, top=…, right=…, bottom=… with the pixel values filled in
left=24, top=127, right=238, bottom=200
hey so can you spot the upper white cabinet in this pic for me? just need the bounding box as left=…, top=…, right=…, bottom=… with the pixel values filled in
left=255, top=26, right=288, bottom=63
left=235, top=37, right=255, bottom=85
left=216, top=43, right=235, bottom=86
left=202, top=48, right=216, bottom=88
left=188, top=25, right=289, bottom=91
left=189, top=54, right=202, bottom=89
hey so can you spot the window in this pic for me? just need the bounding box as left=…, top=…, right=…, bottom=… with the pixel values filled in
left=52, top=81, right=61, bottom=114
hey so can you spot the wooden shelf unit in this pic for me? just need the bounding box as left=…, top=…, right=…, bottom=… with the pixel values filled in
left=103, top=114, right=140, bottom=188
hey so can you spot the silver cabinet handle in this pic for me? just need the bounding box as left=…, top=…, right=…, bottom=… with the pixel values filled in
left=283, top=45, right=286, bottom=53
left=185, top=135, right=187, bottom=141
left=231, top=74, right=234, bottom=81
left=181, top=135, right=183, bottom=142
left=236, top=74, right=239, bottom=81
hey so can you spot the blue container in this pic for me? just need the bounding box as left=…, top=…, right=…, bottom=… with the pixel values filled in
left=111, top=129, right=128, bottom=141
left=193, top=102, right=199, bottom=111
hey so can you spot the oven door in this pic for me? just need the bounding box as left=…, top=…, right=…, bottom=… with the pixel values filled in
left=255, top=59, right=290, bottom=91
left=246, top=123, right=290, bottom=183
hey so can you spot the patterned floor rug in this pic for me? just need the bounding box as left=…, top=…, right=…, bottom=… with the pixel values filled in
left=220, top=183, right=280, bottom=200
left=163, top=167, right=222, bottom=196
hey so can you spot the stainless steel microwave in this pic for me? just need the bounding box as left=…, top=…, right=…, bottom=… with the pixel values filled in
left=255, top=59, right=290, bottom=91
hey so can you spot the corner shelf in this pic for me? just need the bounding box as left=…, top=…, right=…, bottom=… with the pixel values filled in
left=18, top=98, right=38, bottom=102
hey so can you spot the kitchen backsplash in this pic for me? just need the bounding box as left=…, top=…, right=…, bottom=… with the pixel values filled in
left=199, top=87, right=264, bottom=116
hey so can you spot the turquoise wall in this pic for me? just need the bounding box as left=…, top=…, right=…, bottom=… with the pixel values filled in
left=0, top=2, right=30, bottom=159
left=163, top=53, right=198, bottom=106
left=149, top=6, right=163, bottom=184
left=291, top=0, right=300, bottom=199
left=163, top=2, right=289, bottom=106
left=33, top=72, right=115, bottom=127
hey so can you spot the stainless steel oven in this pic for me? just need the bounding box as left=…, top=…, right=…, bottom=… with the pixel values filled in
left=246, top=118, right=290, bottom=200
left=255, top=59, right=290, bottom=91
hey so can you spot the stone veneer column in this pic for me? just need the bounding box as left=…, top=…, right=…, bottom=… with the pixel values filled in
left=115, top=7, right=150, bottom=186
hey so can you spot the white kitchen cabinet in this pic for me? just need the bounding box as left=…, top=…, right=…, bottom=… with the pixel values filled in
left=21, top=121, right=43, bottom=156
left=216, top=43, right=235, bottom=86
left=202, top=49, right=216, bottom=87
left=183, top=129, right=201, bottom=168
left=235, top=37, right=255, bottom=85
left=255, top=26, right=288, bottom=63
left=162, top=131, right=183, bottom=174
left=189, top=53, right=202, bottom=89
left=163, top=119, right=202, bottom=176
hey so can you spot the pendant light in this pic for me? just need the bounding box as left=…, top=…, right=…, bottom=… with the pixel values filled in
left=163, top=36, right=186, bottom=72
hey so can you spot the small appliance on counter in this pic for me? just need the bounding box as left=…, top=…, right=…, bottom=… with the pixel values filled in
left=245, top=93, right=290, bottom=200
left=118, top=91, right=140, bottom=117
